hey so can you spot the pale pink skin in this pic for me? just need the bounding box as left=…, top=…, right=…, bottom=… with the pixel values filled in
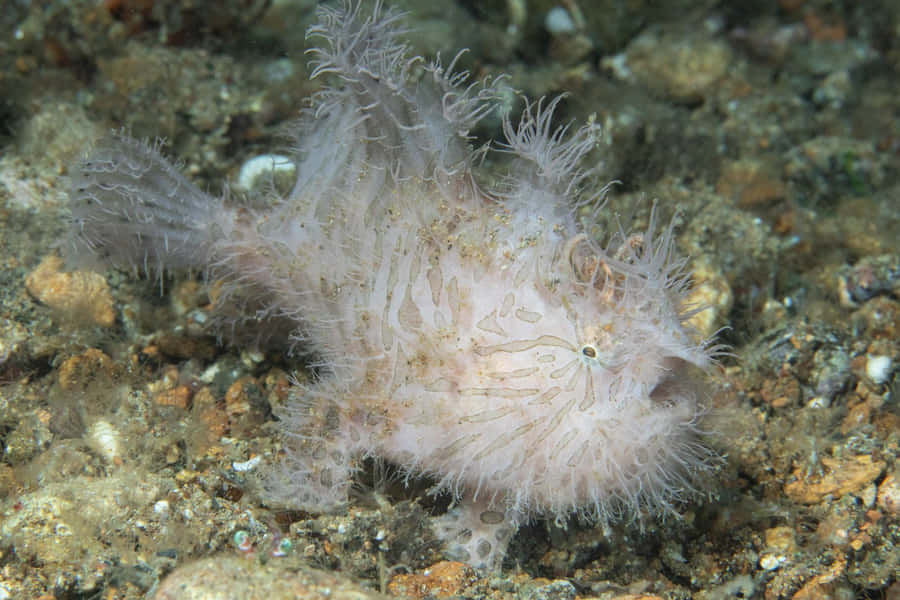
left=68, top=2, right=720, bottom=569
left=254, top=176, right=714, bottom=567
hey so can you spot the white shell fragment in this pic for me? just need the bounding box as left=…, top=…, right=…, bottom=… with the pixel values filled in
left=866, top=354, right=893, bottom=385
left=232, top=455, right=262, bottom=472
left=86, top=420, right=122, bottom=465
left=236, top=154, right=295, bottom=191
left=545, top=7, right=576, bottom=35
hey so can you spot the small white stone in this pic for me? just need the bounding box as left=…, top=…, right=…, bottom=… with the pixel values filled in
left=154, top=500, right=170, bottom=515
left=877, top=472, right=900, bottom=514
left=759, top=553, right=785, bottom=571
left=241, top=349, right=265, bottom=367
left=859, top=482, right=877, bottom=509
left=237, top=154, right=295, bottom=191
left=86, top=420, right=122, bottom=465
left=602, top=52, right=632, bottom=81
left=232, top=455, right=262, bottom=472
left=866, top=354, right=893, bottom=385
left=807, top=396, right=830, bottom=409
left=544, top=7, right=575, bottom=35
left=199, top=362, right=222, bottom=383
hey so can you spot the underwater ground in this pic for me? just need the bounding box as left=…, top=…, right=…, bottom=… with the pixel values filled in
left=1, top=0, right=899, bottom=598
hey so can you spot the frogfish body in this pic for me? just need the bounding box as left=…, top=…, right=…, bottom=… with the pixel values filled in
left=69, top=1, right=721, bottom=568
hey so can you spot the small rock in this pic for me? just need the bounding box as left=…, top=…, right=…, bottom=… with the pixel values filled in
left=235, top=154, right=295, bottom=194
left=759, top=553, right=785, bottom=571
left=153, top=555, right=389, bottom=600
left=865, top=354, right=893, bottom=385
left=154, top=384, right=193, bottom=409
left=85, top=419, right=123, bottom=466
left=4, top=413, right=52, bottom=464
left=225, top=376, right=261, bottom=417
left=25, top=254, right=116, bottom=328
left=790, top=554, right=847, bottom=600
left=0, top=464, right=17, bottom=497
left=519, top=579, right=577, bottom=600
left=156, top=333, right=217, bottom=361
left=606, top=28, right=732, bottom=103
left=545, top=7, right=576, bottom=35
left=683, top=258, right=733, bottom=341
left=764, top=526, right=797, bottom=553
left=784, top=455, right=885, bottom=504
left=851, top=296, right=900, bottom=339
left=784, top=137, right=885, bottom=209
left=876, top=471, right=900, bottom=515
left=57, top=348, right=115, bottom=391
left=388, top=561, right=477, bottom=599
left=836, top=254, right=900, bottom=307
